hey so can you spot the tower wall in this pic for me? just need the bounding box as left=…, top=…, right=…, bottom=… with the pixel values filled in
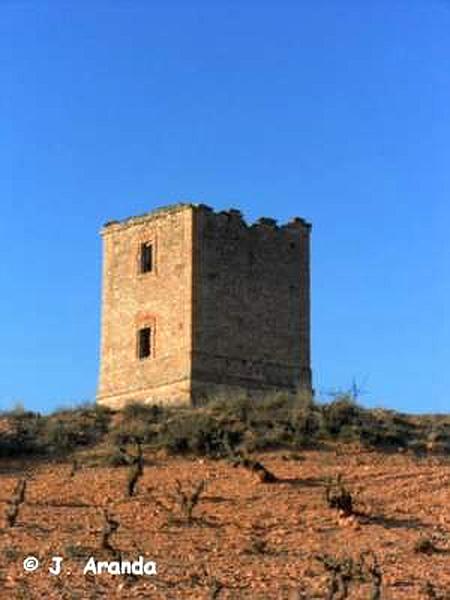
left=97, top=205, right=194, bottom=408
left=191, top=207, right=311, bottom=401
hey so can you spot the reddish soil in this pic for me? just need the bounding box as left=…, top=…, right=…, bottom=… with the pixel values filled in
left=0, top=447, right=449, bottom=599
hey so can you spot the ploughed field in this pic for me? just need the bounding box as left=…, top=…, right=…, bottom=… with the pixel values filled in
left=0, top=447, right=449, bottom=599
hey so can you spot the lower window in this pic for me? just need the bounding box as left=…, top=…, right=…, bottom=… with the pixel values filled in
left=138, top=327, right=152, bottom=359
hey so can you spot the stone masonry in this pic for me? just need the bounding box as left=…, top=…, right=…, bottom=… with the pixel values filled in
left=97, top=203, right=312, bottom=408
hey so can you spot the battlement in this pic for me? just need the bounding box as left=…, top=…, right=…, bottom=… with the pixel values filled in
left=101, top=202, right=312, bottom=235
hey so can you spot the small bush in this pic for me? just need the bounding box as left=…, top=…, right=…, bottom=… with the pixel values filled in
left=41, top=408, right=110, bottom=455
left=122, top=402, right=167, bottom=423
left=0, top=411, right=44, bottom=456
left=289, top=406, right=322, bottom=447
left=316, top=551, right=382, bottom=600
left=102, top=445, right=134, bottom=467
left=172, top=479, right=207, bottom=524
left=159, top=412, right=243, bottom=457
left=3, top=547, right=20, bottom=562
left=43, top=420, right=77, bottom=454
left=246, top=534, right=269, bottom=555
left=325, top=474, right=353, bottom=517
left=316, top=553, right=363, bottom=599
left=207, top=393, right=252, bottom=423
left=322, top=396, right=360, bottom=437
left=5, top=479, right=27, bottom=527
left=110, top=419, right=157, bottom=446
left=152, top=479, right=208, bottom=525
left=414, top=537, right=437, bottom=555
left=110, top=403, right=169, bottom=446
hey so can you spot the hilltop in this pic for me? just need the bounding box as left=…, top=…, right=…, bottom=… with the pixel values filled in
left=0, top=395, right=449, bottom=598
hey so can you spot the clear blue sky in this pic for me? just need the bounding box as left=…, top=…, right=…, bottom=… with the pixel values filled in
left=1, top=1, right=449, bottom=414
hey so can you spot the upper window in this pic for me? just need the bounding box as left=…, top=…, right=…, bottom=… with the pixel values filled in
left=140, top=242, right=153, bottom=273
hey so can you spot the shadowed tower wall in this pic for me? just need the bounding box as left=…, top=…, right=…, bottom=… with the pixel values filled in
left=97, top=203, right=311, bottom=408
left=191, top=207, right=311, bottom=399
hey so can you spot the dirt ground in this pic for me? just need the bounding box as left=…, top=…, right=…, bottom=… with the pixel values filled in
left=0, top=446, right=449, bottom=599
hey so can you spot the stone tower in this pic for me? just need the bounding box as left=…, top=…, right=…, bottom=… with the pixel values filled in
left=97, top=203, right=312, bottom=408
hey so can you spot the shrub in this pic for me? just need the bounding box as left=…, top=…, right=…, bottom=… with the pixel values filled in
left=0, top=411, right=44, bottom=457
left=110, top=402, right=169, bottom=446
left=43, top=419, right=77, bottom=454
left=321, top=395, right=360, bottom=437
left=414, top=537, right=437, bottom=555
left=173, top=479, right=207, bottom=524
left=3, top=547, right=20, bottom=562
left=325, top=474, right=354, bottom=517
left=316, top=553, right=363, bottom=599
left=122, top=402, right=166, bottom=423
left=316, top=551, right=382, bottom=600
left=1, top=393, right=448, bottom=461
left=159, top=412, right=243, bottom=457
left=289, top=405, right=322, bottom=447
left=101, top=445, right=134, bottom=467
left=110, top=419, right=157, bottom=446
left=0, top=404, right=112, bottom=458
left=246, top=534, right=270, bottom=555
left=41, top=407, right=111, bottom=455
left=150, top=478, right=208, bottom=526
left=5, top=479, right=27, bottom=527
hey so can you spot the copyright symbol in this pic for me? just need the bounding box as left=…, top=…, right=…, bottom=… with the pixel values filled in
left=23, top=556, right=39, bottom=572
